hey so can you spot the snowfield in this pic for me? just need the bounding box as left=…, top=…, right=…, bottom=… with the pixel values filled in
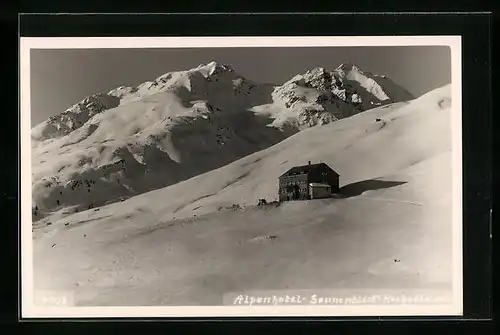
left=31, top=62, right=414, bottom=220
left=31, top=83, right=454, bottom=306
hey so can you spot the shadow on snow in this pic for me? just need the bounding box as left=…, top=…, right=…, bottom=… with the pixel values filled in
left=338, top=179, right=407, bottom=198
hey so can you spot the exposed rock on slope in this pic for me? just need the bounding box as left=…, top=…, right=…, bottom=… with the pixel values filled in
left=266, top=64, right=415, bottom=129
left=32, top=94, right=121, bottom=141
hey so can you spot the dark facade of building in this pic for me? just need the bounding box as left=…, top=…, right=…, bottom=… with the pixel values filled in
left=278, top=161, right=340, bottom=201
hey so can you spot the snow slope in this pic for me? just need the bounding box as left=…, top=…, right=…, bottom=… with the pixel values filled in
left=32, top=84, right=454, bottom=306
left=31, top=62, right=283, bottom=219
left=31, top=62, right=413, bottom=220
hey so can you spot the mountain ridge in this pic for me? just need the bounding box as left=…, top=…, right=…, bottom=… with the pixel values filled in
left=31, top=61, right=417, bottom=220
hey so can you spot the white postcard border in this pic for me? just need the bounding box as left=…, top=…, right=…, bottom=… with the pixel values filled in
left=20, top=35, right=463, bottom=318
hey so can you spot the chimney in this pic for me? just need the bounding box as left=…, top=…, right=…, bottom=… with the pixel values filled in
left=308, top=161, right=311, bottom=166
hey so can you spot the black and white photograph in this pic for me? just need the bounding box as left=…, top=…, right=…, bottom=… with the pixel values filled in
left=20, top=36, right=462, bottom=317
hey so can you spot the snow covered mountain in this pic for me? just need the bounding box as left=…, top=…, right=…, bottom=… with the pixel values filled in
left=31, top=61, right=414, bottom=220
left=257, top=63, right=414, bottom=129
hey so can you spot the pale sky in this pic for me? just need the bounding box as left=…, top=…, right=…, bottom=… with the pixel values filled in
left=30, top=46, right=451, bottom=125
